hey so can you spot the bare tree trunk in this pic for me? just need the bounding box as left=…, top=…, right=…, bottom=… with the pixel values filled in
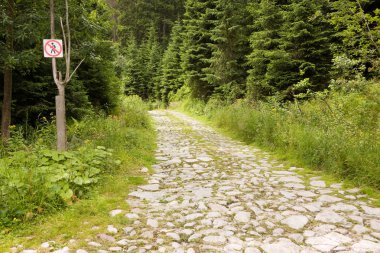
left=56, top=86, right=66, bottom=151
left=50, top=0, right=83, bottom=151
left=1, top=0, right=14, bottom=144
left=50, top=0, right=67, bottom=151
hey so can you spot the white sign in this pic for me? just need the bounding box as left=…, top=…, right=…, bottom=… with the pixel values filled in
left=43, top=39, right=63, bottom=58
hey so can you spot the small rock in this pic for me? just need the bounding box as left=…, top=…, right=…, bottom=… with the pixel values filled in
left=315, top=211, right=345, bottom=224
left=362, top=206, right=380, bottom=216
left=147, top=219, right=159, bottom=228
left=306, top=232, right=351, bottom=252
left=126, top=213, right=139, bottom=219
left=203, top=235, right=226, bottom=246
left=234, top=211, right=251, bottom=223
left=187, top=249, right=196, bottom=253
left=97, top=233, right=116, bottom=242
left=139, top=184, right=160, bottom=191
left=53, top=247, right=70, bottom=253
left=370, top=220, right=380, bottom=231
left=351, top=240, right=380, bottom=252
left=141, top=167, right=149, bottom=173
left=244, top=247, right=261, bottom=253
left=281, top=215, right=309, bottom=230
left=318, top=195, right=342, bottom=203
left=142, top=231, right=154, bottom=239
left=262, top=238, right=301, bottom=253
left=88, top=241, right=102, bottom=247
left=41, top=241, right=55, bottom=248
left=22, top=251, right=37, bottom=253
left=167, top=232, right=180, bottom=241
left=107, top=225, right=118, bottom=234
left=117, top=239, right=129, bottom=246
left=310, top=180, right=326, bottom=187
left=76, top=250, right=88, bottom=253
left=109, top=247, right=122, bottom=251
left=110, top=209, right=123, bottom=217
left=185, top=213, right=203, bottom=221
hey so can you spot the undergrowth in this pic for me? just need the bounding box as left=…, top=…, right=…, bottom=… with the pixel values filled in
left=0, top=95, right=155, bottom=228
left=179, top=82, right=380, bottom=189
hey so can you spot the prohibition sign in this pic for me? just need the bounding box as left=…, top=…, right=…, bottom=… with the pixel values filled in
left=43, top=39, right=63, bottom=58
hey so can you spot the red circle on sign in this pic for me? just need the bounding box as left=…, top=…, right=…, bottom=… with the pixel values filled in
left=44, top=39, right=63, bottom=57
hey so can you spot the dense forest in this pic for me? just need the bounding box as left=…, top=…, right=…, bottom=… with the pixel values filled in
left=1, top=0, right=379, bottom=124
left=0, top=0, right=379, bottom=229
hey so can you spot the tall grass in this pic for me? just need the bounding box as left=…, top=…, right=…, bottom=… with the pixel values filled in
left=181, top=83, right=380, bottom=188
left=0, top=96, right=155, bottom=227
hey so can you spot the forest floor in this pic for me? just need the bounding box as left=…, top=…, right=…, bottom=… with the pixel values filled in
left=4, top=110, right=380, bottom=253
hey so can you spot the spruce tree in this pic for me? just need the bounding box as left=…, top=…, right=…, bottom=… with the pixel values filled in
left=206, top=0, right=251, bottom=101
left=180, top=0, right=216, bottom=100
left=246, top=0, right=285, bottom=99
left=159, top=21, right=184, bottom=105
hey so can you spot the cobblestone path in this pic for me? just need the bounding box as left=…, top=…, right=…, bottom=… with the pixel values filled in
left=15, top=110, right=380, bottom=253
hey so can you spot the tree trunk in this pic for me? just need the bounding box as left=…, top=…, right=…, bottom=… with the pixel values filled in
left=1, top=68, right=12, bottom=142
left=56, top=85, right=67, bottom=151
left=1, top=0, right=14, bottom=143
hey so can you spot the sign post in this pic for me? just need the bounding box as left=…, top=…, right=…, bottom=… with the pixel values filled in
left=43, top=39, right=63, bottom=58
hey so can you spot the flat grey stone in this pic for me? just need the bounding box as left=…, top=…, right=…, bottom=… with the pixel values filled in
left=234, top=211, right=251, bottom=223
left=167, top=232, right=180, bottom=241
left=97, top=234, right=116, bottom=242
left=53, top=247, right=70, bottom=253
left=142, top=231, right=154, bottom=239
left=110, top=209, right=123, bottom=217
left=147, top=219, right=159, bottom=228
left=310, top=180, right=326, bottom=187
left=281, top=215, right=309, bottom=230
left=362, top=206, right=380, bottom=216
left=88, top=242, right=102, bottom=247
left=129, top=191, right=165, bottom=200
left=185, top=213, right=203, bottom=221
left=139, top=184, right=160, bottom=191
left=262, top=238, right=301, bottom=253
left=244, top=247, right=261, bottom=253
left=318, top=195, right=342, bottom=203
left=351, top=240, right=380, bottom=252
left=203, top=235, right=226, bottom=245
left=315, top=211, right=346, bottom=224
left=284, top=183, right=305, bottom=189
left=306, top=232, right=351, bottom=252
left=108, top=247, right=122, bottom=251
left=330, top=203, right=358, bottom=212
left=278, top=176, right=303, bottom=183
left=369, top=220, right=380, bottom=231
left=107, top=225, right=118, bottom=234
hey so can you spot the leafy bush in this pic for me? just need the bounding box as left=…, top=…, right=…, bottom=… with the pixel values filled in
left=0, top=96, right=152, bottom=227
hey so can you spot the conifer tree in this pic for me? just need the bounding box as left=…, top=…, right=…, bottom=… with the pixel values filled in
left=180, top=0, right=216, bottom=100
left=159, top=21, right=184, bottom=105
left=205, top=0, right=250, bottom=101
left=246, top=0, right=285, bottom=99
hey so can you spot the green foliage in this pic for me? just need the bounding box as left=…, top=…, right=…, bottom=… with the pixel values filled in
left=330, top=0, right=380, bottom=77
left=205, top=0, right=250, bottom=102
left=247, top=0, right=333, bottom=101
left=183, top=82, right=380, bottom=189
left=180, top=0, right=217, bottom=100
left=0, top=96, right=152, bottom=227
left=159, top=21, right=184, bottom=105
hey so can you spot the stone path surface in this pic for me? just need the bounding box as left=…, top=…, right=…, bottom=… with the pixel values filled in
left=14, top=110, right=380, bottom=253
